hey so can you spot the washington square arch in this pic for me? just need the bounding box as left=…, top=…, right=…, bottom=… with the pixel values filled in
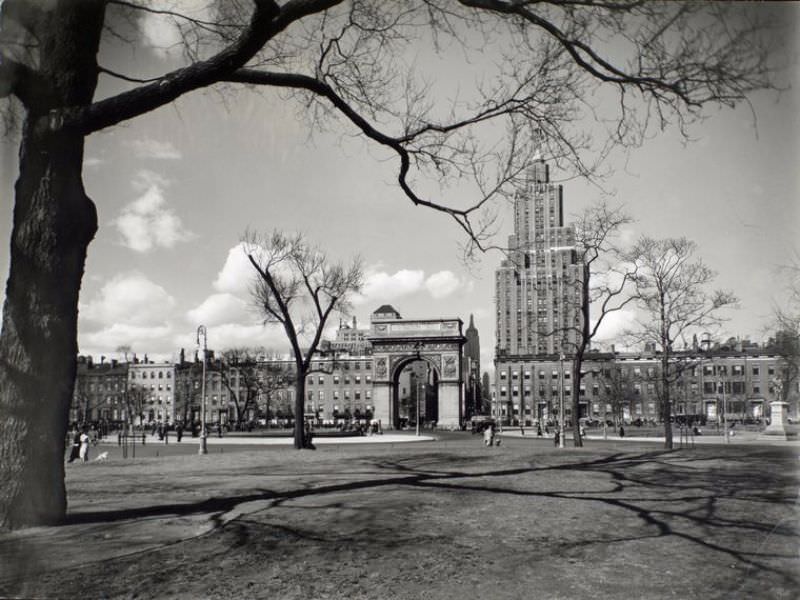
left=368, top=307, right=466, bottom=430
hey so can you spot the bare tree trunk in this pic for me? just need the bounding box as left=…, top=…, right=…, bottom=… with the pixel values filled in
left=294, top=372, right=306, bottom=449
left=572, top=358, right=584, bottom=447
left=0, top=129, right=98, bottom=528
left=662, top=353, right=673, bottom=449
left=0, top=2, right=104, bottom=529
left=571, top=262, right=591, bottom=447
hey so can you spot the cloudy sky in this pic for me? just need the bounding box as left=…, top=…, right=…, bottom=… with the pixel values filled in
left=1, top=4, right=798, bottom=371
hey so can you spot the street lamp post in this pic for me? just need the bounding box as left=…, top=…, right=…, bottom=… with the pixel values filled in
left=416, top=376, right=422, bottom=437
left=721, top=379, right=729, bottom=444
left=197, top=325, right=208, bottom=455
left=559, top=353, right=565, bottom=449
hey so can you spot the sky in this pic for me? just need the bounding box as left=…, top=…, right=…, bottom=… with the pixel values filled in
left=1, top=3, right=798, bottom=372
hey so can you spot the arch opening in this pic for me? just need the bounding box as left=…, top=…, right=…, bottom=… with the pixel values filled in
left=391, top=357, right=440, bottom=429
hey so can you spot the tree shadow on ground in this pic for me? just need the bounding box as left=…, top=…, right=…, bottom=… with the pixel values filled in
left=54, top=447, right=799, bottom=591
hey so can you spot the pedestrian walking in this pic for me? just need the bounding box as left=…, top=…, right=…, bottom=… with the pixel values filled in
left=554, top=429, right=560, bottom=447
left=537, top=423, right=542, bottom=437
left=176, top=423, right=183, bottom=442
left=619, top=425, right=625, bottom=438
left=79, top=430, right=90, bottom=462
left=483, top=424, right=494, bottom=446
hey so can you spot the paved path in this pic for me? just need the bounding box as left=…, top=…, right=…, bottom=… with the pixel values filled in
left=498, top=428, right=800, bottom=446
left=101, top=432, right=436, bottom=446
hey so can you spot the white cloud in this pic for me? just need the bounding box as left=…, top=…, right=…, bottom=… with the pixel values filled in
left=352, top=269, right=425, bottom=305
left=172, top=322, right=288, bottom=353
left=127, top=138, right=182, bottom=160
left=592, top=307, right=637, bottom=345
left=81, top=323, right=174, bottom=353
left=81, top=272, right=176, bottom=327
left=114, top=172, right=194, bottom=252
left=187, top=293, right=252, bottom=327
left=214, top=243, right=256, bottom=296
left=138, top=2, right=214, bottom=58
left=425, top=270, right=461, bottom=299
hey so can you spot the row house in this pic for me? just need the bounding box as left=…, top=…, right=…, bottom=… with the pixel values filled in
left=71, top=356, right=128, bottom=424
left=494, top=347, right=798, bottom=426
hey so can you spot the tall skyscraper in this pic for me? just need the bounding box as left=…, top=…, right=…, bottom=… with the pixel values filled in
left=464, top=314, right=481, bottom=416
left=495, top=157, right=582, bottom=357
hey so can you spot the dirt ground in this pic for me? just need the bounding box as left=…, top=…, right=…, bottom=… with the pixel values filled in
left=1, top=435, right=798, bottom=599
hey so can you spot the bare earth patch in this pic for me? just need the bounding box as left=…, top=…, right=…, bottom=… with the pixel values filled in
left=1, top=436, right=798, bottom=599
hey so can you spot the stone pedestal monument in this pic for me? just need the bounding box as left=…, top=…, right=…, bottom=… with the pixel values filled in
left=760, top=401, right=790, bottom=440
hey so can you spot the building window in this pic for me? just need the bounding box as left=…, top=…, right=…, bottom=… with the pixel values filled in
left=752, top=366, right=760, bottom=376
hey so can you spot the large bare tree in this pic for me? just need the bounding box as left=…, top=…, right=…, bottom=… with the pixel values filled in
left=628, top=236, right=738, bottom=449
left=245, top=230, right=363, bottom=449
left=0, top=0, right=779, bottom=527
left=565, top=200, right=637, bottom=446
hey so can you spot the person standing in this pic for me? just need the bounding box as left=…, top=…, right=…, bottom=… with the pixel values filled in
left=176, top=422, right=183, bottom=442
left=79, top=429, right=90, bottom=463
left=67, top=428, right=81, bottom=463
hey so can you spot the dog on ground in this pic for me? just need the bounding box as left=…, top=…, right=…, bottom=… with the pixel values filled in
left=94, top=451, right=109, bottom=462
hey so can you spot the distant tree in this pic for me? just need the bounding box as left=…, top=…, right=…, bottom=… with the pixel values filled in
left=174, top=362, right=201, bottom=425
left=245, top=230, right=363, bottom=449
left=0, top=0, right=779, bottom=528
left=124, top=382, right=149, bottom=431
left=598, top=365, right=638, bottom=426
left=259, top=357, right=294, bottom=427
left=768, top=259, right=800, bottom=412
left=71, top=374, right=91, bottom=425
left=565, top=201, right=638, bottom=447
left=212, top=347, right=267, bottom=427
left=115, top=345, right=132, bottom=363
left=628, top=237, right=738, bottom=449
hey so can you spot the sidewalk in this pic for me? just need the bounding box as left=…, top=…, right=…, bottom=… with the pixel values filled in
left=498, top=428, right=800, bottom=446
left=101, top=432, right=436, bottom=446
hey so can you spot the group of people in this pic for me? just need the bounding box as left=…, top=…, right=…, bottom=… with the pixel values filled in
left=483, top=423, right=500, bottom=446
left=66, top=427, right=92, bottom=463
